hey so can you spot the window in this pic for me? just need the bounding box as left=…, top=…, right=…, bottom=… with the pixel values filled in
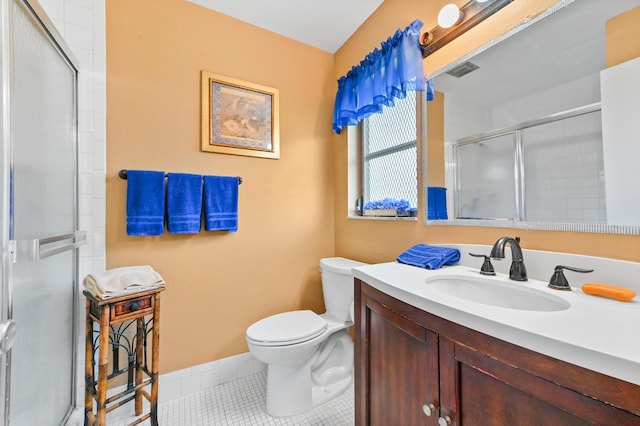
left=359, top=93, right=420, bottom=214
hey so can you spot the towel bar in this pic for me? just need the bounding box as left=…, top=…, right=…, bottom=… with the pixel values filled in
left=118, top=169, right=242, bottom=184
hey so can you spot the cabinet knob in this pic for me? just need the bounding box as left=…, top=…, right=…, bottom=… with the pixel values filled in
left=422, top=403, right=436, bottom=416
left=129, top=301, right=139, bottom=311
left=438, top=416, right=452, bottom=426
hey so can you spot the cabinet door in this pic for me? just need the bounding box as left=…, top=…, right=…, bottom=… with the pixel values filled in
left=357, top=294, right=439, bottom=426
left=439, top=338, right=640, bottom=426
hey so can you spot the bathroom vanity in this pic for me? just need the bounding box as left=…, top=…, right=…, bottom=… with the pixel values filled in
left=352, top=253, right=640, bottom=425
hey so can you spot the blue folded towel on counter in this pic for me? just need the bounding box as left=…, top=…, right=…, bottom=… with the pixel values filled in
left=126, top=170, right=166, bottom=236
left=397, top=244, right=460, bottom=269
left=203, top=175, right=240, bottom=232
left=167, top=173, right=203, bottom=234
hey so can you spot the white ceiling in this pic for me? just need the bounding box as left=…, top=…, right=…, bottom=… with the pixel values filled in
left=187, top=0, right=384, bottom=53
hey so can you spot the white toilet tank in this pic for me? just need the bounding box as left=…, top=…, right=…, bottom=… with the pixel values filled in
left=320, top=257, right=367, bottom=322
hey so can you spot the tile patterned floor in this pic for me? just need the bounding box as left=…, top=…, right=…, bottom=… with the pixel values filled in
left=109, top=372, right=354, bottom=425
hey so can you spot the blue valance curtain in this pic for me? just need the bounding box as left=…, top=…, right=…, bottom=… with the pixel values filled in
left=333, top=19, right=434, bottom=134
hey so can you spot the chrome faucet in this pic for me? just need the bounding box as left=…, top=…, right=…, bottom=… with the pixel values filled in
left=490, top=236, right=528, bottom=281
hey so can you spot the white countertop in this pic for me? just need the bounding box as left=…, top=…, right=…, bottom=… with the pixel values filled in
left=353, top=261, right=640, bottom=386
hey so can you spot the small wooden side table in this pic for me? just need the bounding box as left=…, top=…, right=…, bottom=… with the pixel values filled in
left=84, top=287, right=164, bottom=426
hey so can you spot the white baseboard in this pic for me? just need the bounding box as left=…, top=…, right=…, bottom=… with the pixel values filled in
left=158, top=352, right=266, bottom=403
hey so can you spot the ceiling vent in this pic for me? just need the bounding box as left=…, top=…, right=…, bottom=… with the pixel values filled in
left=446, top=61, right=480, bottom=78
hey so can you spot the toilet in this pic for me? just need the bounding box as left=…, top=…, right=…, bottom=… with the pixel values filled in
left=245, top=257, right=367, bottom=417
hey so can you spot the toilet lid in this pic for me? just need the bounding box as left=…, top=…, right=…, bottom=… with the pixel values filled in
left=246, top=310, right=328, bottom=346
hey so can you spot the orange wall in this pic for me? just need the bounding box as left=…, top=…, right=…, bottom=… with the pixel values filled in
left=606, top=6, right=640, bottom=67
left=333, top=0, right=640, bottom=265
left=107, top=0, right=640, bottom=375
left=106, top=0, right=335, bottom=372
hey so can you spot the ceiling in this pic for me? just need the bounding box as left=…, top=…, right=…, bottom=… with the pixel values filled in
left=186, top=0, right=384, bottom=53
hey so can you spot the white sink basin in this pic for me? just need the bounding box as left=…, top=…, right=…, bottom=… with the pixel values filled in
left=425, top=275, right=570, bottom=312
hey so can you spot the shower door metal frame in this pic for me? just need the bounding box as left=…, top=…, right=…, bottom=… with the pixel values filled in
left=452, top=102, right=602, bottom=222
left=0, top=0, right=81, bottom=424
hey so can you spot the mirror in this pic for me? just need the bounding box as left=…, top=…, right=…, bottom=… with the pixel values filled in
left=427, top=0, right=640, bottom=235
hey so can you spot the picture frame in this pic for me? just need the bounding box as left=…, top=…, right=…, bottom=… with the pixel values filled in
left=201, top=71, right=280, bottom=159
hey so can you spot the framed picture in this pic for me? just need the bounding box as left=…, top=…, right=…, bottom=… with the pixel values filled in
left=201, top=71, right=280, bottom=159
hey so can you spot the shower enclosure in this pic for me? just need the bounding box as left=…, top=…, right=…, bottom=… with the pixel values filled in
left=452, top=105, right=606, bottom=224
left=0, top=0, right=83, bottom=424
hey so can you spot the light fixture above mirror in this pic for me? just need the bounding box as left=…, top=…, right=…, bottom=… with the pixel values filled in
left=438, top=4, right=464, bottom=29
left=421, top=0, right=514, bottom=57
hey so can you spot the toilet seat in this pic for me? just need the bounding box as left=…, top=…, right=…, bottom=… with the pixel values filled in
left=246, top=310, right=327, bottom=346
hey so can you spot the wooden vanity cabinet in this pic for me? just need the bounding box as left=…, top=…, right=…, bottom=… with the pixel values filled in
left=360, top=294, right=439, bottom=425
left=355, top=279, right=640, bottom=426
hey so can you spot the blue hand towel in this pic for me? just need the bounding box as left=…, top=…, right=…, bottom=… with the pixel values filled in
left=126, top=170, right=166, bottom=236
left=397, top=244, right=460, bottom=269
left=167, top=173, right=203, bottom=234
left=427, top=187, right=437, bottom=220
left=427, top=187, right=448, bottom=220
left=435, top=187, right=448, bottom=220
left=203, top=175, right=239, bottom=232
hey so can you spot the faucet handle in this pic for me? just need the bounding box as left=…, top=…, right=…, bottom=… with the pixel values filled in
left=548, top=265, right=594, bottom=290
left=469, top=253, right=496, bottom=276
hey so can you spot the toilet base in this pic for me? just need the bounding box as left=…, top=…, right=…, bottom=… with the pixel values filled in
left=264, top=329, right=354, bottom=417
left=266, top=363, right=353, bottom=417
left=311, top=374, right=352, bottom=408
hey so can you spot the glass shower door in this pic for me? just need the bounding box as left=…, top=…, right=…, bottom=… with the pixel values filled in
left=454, top=133, right=517, bottom=220
left=0, top=0, right=81, bottom=424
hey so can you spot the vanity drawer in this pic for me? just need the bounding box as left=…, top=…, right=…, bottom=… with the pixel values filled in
left=110, top=295, right=153, bottom=321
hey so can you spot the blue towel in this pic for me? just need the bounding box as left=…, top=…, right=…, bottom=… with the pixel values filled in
left=203, top=175, right=239, bottom=232
left=427, top=187, right=448, bottom=220
left=397, top=244, right=460, bottom=269
left=126, top=170, right=166, bottom=236
left=427, top=187, right=437, bottom=220
left=167, top=173, right=203, bottom=234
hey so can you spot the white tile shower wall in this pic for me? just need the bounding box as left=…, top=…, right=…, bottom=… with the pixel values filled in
left=491, top=73, right=601, bottom=129
left=521, top=112, right=606, bottom=223
left=37, top=0, right=107, bottom=418
left=444, top=92, right=491, bottom=143
left=444, top=93, right=493, bottom=219
left=490, top=73, right=606, bottom=223
left=158, top=352, right=267, bottom=404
